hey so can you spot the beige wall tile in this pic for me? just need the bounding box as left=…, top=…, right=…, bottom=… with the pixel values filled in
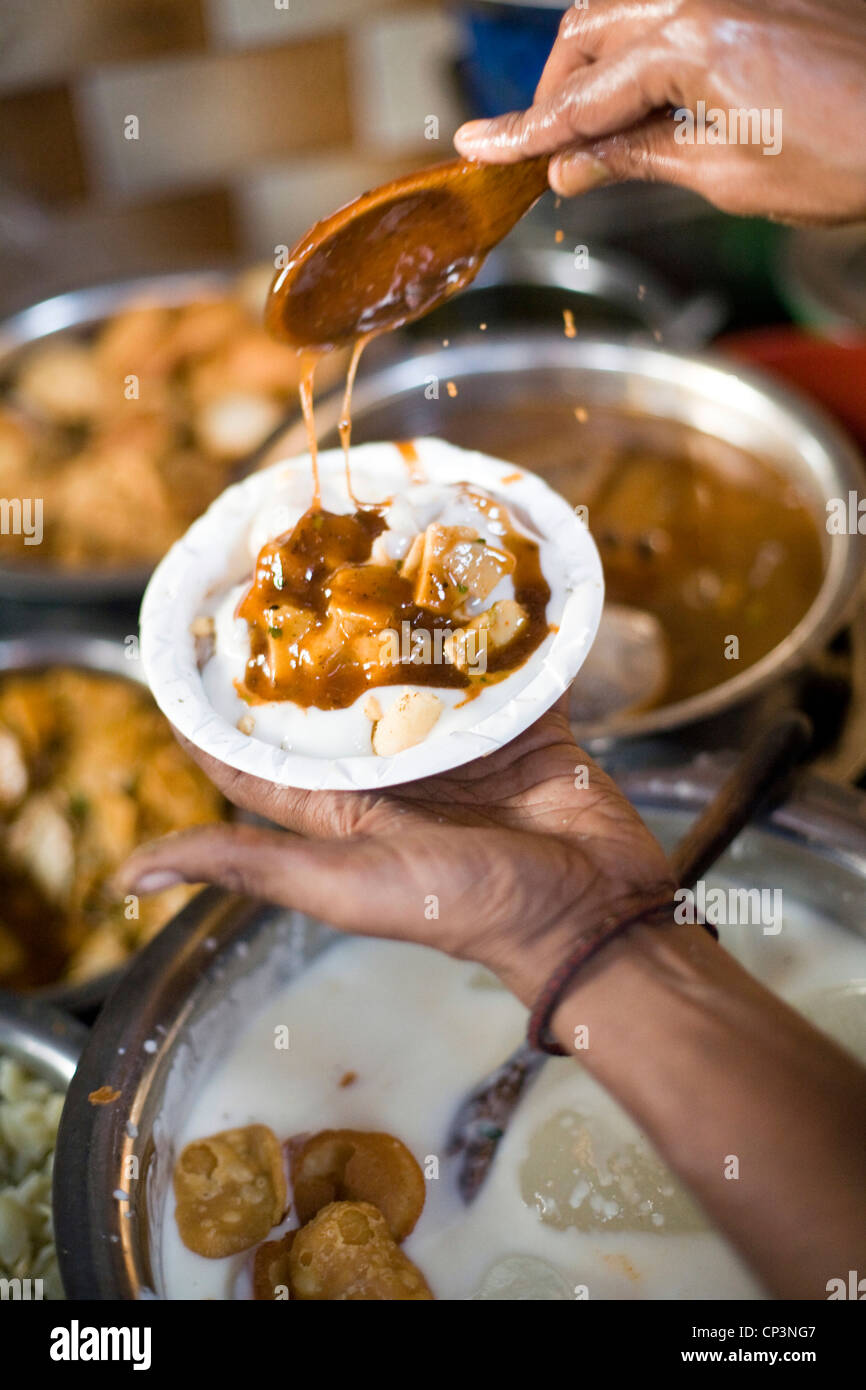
left=205, top=0, right=427, bottom=48
left=0, top=0, right=206, bottom=94
left=0, top=84, right=88, bottom=203
left=0, top=188, right=240, bottom=317
left=233, top=151, right=429, bottom=253
left=75, top=39, right=352, bottom=199
left=351, top=7, right=462, bottom=153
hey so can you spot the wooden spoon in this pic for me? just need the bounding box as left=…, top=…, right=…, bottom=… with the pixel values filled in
left=265, top=156, right=551, bottom=352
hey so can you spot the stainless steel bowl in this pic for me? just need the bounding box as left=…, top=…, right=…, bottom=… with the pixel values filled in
left=282, top=335, right=865, bottom=748
left=0, top=991, right=87, bottom=1091
left=52, top=766, right=866, bottom=1298
left=0, top=270, right=288, bottom=606
left=383, top=241, right=725, bottom=350
left=0, top=254, right=720, bottom=607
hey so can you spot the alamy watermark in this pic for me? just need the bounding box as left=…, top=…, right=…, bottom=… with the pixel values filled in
left=0, top=497, right=42, bottom=545
left=674, top=881, right=783, bottom=935
left=379, top=620, right=488, bottom=675
left=674, top=101, right=782, bottom=156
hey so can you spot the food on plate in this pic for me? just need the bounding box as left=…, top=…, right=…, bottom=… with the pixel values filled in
left=194, top=443, right=569, bottom=763
left=0, top=668, right=226, bottom=989
left=0, top=1054, right=65, bottom=1299
left=173, top=1124, right=287, bottom=1259
left=234, top=490, right=545, bottom=720
left=291, top=1129, right=426, bottom=1241
left=143, top=437, right=600, bottom=786
left=287, top=1201, right=433, bottom=1301
left=0, top=270, right=345, bottom=570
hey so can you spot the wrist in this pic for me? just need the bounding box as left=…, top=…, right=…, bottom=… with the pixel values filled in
left=487, top=878, right=676, bottom=1010
left=548, top=912, right=717, bottom=1065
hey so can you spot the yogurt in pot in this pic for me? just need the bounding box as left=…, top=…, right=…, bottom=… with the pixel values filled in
left=157, top=883, right=866, bottom=1301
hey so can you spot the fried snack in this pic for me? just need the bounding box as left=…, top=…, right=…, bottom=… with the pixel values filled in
left=0, top=669, right=227, bottom=990
left=288, top=1202, right=433, bottom=1301
left=291, top=1129, right=426, bottom=1242
left=252, top=1230, right=295, bottom=1301
left=0, top=270, right=340, bottom=570
left=174, top=1124, right=287, bottom=1259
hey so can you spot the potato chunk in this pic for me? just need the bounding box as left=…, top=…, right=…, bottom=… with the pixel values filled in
left=0, top=726, right=28, bottom=810
left=16, top=343, right=105, bottom=422
left=288, top=1202, right=433, bottom=1301
left=7, top=795, right=74, bottom=903
left=173, top=1124, right=287, bottom=1258
left=371, top=690, right=443, bottom=756
left=445, top=599, right=528, bottom=672
left=194, top=392, right=282, bottom=460
left=327, top=564, right=403, bottom=638
left=291, top=1129, right=426, bottom=1241
left=414, top=524, right=513, bottom=615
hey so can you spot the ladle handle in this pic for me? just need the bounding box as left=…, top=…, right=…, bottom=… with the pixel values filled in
left=670, top=711, right=813, bottom=889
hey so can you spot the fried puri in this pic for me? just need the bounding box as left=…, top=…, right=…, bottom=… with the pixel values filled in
left=291, top=1129, right=426, bottom=1241
left=253, top=1230, right=296, bottom=1300
left=288, top=1201, right=433, bottom=1301
left=174, top=1124, right=287, bottom=1258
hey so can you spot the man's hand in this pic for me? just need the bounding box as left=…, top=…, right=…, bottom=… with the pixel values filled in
left=454, top=0, right=866, bottom=223
left=119, top=705, right=673, bottom=1005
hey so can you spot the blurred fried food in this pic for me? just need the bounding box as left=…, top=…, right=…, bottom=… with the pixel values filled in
left=292, top=1129, right=426, bottom=1242
left=0, top=271, right=346, bottom=570
left=174, top=1124, right=288, bottom=1259
left=0, top=668, right=227, bottom=988
left=253, top=1230, right=296, bottom=1300
left=287, top=1201, right=433, bottom=1301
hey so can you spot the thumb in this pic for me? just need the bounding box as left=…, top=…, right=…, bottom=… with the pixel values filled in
left=549, top=116, right=735, bottom=202
left=118, top=822, right=418, bottom=941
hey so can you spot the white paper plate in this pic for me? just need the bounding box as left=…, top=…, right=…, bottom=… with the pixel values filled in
left=140, top=439, right=603, bottom=790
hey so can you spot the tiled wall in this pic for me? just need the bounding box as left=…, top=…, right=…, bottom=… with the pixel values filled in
left=0, top=0, right=468, bottom=307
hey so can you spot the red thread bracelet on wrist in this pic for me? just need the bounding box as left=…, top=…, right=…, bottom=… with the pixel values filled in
left=527, top=897, right=718, bottom=1056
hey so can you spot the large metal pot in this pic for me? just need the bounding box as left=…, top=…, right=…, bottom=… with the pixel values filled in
left=0, top=991, right=87, bottom=1091
left=389, top=242, right=725, bottom=349
left=0, top=270, right=293, bottom=607
left=281, top=335, right=865, bottom=754
left=52, top=765, right=866, bottom=1299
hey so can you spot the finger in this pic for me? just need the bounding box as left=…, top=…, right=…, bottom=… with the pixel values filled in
left=535, top=0, right=677, bottom=103
left=171, top=727, right=381, bottom=839
left=549, top=115, right=727, bottom=199
left=455, top=41, right=675, bottom=163
left=118, top=822, right=423, bottom=942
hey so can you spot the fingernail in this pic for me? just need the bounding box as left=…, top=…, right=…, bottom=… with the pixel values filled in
left=551, top=151, right=610, bottom=190
left=128, top=869, right=185, bottom=894
left=455, top=119, right=493, bottom=147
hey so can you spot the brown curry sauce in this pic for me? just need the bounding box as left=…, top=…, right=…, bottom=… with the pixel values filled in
left=234, top=490, right=551, bottom=711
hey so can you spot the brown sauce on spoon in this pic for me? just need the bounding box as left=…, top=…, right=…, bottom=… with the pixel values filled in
left=242, top=157, right=553, bottom=712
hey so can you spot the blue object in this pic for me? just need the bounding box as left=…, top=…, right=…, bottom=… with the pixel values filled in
left=454, top=2, right=564, bottom=118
